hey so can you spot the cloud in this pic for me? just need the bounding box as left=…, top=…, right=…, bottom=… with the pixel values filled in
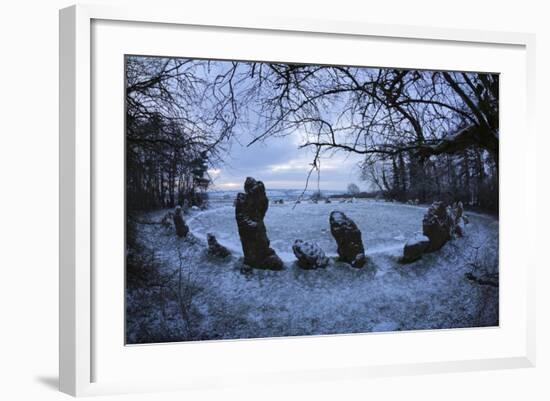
left=211, top=135, right=365, bottom=191
left=267, top=156, right=312, bottom=173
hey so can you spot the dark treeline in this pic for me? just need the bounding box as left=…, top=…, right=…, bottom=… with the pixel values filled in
left=126, top=57, right=239, bottom=210
left=365, top=147, right=498, bottom=211
left=126, top=114, right=211, bottom=209
left=125, top=56, right=499, bottom=213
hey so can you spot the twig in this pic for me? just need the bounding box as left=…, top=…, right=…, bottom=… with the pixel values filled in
left=293, top=144, right=321, bottom=210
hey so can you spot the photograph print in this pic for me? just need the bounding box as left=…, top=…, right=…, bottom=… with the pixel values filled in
left=125, top=55, right=499, bottom=344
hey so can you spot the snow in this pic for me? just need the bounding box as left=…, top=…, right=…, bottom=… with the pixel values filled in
left=126, top=198, right=499, bottom=343
left=188, top=199, right=434, bottom=260
left=371, top=321, right=401, bottom=332
left=329, top=211, right=348, bottom=224
left=406, top=234, right=430, bottom=247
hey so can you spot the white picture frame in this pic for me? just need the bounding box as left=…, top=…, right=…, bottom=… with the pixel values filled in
left=59, top=3, right=536, bottom=397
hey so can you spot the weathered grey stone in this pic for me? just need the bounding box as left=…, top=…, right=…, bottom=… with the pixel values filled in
left=173, top=206, right=189, bottom=238
left=235, top=177, right=284, bottom=270
left=207, top=233, right=231, bottom=258
left=329, top=211, right=366, bottom=268
left=422, top=201, right=453, bottom=252
left=161, top=211, right=174, bottom=229
left=292, top=240, right=329, bottom=269
left=455, top=217, right=466, bottom=237
left=450, top=201, right=466, bottom=237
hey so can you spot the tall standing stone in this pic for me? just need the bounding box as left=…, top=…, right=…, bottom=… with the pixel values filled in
left=329, top=211, right=366, bottom=268
left=235, top=177, right=284, bottom=270
left=450, top=201, right=466, bottom=237
left=173, top=205, right=189, bottom=238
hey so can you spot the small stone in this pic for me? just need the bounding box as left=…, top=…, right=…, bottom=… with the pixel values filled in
left=292, top=240, right=329, bottom=269
left=207, top=233, right=231, bottom=258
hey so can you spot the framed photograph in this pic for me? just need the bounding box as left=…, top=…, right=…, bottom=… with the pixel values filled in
left=59, top=4, right=536, bottom=396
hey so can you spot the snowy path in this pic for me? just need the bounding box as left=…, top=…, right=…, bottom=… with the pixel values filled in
left=127, top=200, right=499, bottom=343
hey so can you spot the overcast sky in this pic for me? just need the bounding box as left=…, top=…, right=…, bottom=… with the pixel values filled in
left=208, top=131, right=366, bottom=192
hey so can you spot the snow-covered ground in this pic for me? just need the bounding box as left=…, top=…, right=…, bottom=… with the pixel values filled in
left=126, top=198, right=499, bottom=344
